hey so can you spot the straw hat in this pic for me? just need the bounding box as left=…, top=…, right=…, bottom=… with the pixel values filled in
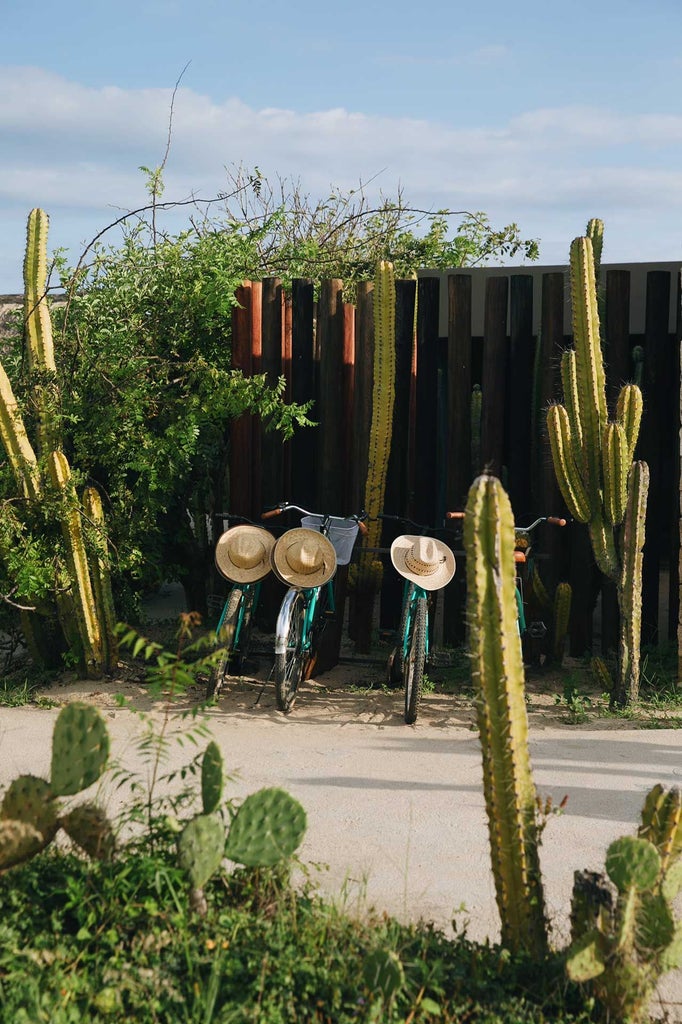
left=390, top=535, right=456, bottom=591
left=215, top=525, right=275, bottom=584
left=271, top=528, right=337, bottom=589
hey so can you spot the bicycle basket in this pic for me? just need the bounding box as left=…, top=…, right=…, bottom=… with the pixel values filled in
left=301, top=516, right=359, bottom=565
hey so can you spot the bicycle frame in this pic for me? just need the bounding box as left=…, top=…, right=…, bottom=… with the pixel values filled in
left=400, top=580, right=430, bottom=662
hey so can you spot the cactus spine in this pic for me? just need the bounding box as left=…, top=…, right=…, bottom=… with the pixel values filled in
left=463, top=474, right=548, bottom=957
left=546, top=233, right=648, bottom=706
left=0, top=209, right=118, bottom=676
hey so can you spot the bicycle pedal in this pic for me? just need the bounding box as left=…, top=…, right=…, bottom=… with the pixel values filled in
left=527, top=621, right=548, bottom=640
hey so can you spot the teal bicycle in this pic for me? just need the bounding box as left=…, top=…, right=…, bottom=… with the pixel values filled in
left=263, top=502, right=367, bottom=714
left=206, top=515, right=276, bottom=701
left=383, top=513, right=461, bottom=724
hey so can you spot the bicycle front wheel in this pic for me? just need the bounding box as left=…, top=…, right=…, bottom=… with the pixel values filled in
left=404, top=597, right=427, bottom=724
left=274, top=590, right=307, bottom=714
left=207, top=588, right=242, bottom=700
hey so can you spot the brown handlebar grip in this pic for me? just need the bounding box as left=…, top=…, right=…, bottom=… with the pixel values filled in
left=357, top=519, right=369, bottom=536
left=445, top=511, right=465, bottom=520
left=547, top=516, right=567, bottom=527
left=261, top=507, right=283, bottom=519
left=514, top=550, right=527, bottom=563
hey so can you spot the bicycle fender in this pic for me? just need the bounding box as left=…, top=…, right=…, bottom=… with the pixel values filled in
left=275, top=588, right=304, bottom=656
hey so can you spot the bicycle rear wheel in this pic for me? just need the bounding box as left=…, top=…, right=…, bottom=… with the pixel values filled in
left=274, top=591, right=307, bottom=714
left=404, top=597, right=427, bottom=724
left=207, top=588, right=242, bottom=700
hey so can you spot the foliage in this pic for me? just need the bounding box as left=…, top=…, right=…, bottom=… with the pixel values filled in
left=0, top=848, right=595, bottom=1024
left=196, top=164, right=540, bottom=296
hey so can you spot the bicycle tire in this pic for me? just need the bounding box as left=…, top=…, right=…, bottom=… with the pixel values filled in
left=404, top=596, right=427, bottom=724
left=274, top=591, right=307, bottom=714
left=206, top=588, right=242, bottom=700
left=389, top=587, right=412, bottom=686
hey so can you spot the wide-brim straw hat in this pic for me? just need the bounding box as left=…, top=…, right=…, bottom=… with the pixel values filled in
left=390, top=535, right=456, bottom=591
left=215, top=525, right=275, bottom=584
left=271, top=528, right=337, bottom=589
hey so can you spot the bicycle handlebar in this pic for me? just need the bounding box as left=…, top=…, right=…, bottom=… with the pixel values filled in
left=515, top=516, right=567, bottom=535
left=262, top=502, right=368, bottom=534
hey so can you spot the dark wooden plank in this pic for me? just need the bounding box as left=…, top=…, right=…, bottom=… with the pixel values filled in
left=479, top=276, right=508, bottom=479
left=641, top=270, right=672, bottom=646
left=342, top=302, right=356, bottom=511
left=281, top=291, right=293, bottom=500
left=291, top=278, right=316, bottom=510
left=508, top=275, right=534, bottom=519
left=414, top=276, right=441, bottom=525
left=446, top=274, right=472, bottom=512
left=668, top=271, right=682, bottom=641
left=604, top=270, right=631, bottom=414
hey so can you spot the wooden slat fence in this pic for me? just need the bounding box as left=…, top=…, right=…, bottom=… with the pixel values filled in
left=226, top=265, right=682, bottom=665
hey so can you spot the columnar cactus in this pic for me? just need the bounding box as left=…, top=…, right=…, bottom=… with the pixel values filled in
left=547, top=233, right=649, bottom=706
left=463, top=474, right=548, bottom=957
left=566, top=786, right=682, bottom=1023
left=0, top=703, right=114, bottom=872
left=353, top=261, right=396, bottom=603
left=0, top=209, right=118, bottom=677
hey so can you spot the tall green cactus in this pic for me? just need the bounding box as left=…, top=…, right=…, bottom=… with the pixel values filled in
left=547, top=233, right=648, bottom=706
left=463, top=474, right=548, bottom=957
left=350, top=261, right=396, bottom=649
left=0, top=209, right=118, bottom=677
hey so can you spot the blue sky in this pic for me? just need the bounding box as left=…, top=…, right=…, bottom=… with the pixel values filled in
left=2, top=0, right=682, bottom=292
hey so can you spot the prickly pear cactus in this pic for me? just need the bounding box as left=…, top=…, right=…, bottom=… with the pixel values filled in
left=178, top=812, right=225, bottom=890
left=0, top=819, right=45, bottom=871
left=61, top=802, right=115, bottom=861
left=567, top=786, right=682, bottom=1023
left=0, top=775, right=58, bottom=845
left=225, top=787, right=307, bottom=868
left=363, top=950, right=404, bottom=1001
left=201, top=741, right=223, bottom=815
left=50, top=702, right=110, bottom=797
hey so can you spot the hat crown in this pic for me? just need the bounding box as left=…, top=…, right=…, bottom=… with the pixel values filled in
left=229, top=534, right=265, bottom=569
left=285, top=537, right=326, bottom=576
left=404, top=537, right=444, bottom=576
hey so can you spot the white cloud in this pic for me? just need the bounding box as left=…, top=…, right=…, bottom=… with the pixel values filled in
left=0, top=66, right=681, bottom=289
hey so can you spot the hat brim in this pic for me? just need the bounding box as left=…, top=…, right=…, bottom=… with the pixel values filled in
left=390, top=535, right=456, bottom=591
left=215, top=525, right=276, bottom=583
left=272, top=528, right=337, bottom=589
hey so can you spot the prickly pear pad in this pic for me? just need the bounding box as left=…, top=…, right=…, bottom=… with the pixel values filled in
left=50, top=703, right=110, bottom=797
left=0, top=819, right=45, bottom=871
left=201, top=741, right=223, bottom=815
left=1, top=774, right=58, bottom=843
left=606, top=836, right=660, bottom=892
left=178, top=813, right=225, bottom=890
left=61, top=802, right=115, bottom=861
left=225, top=787, right=306, bottom=868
